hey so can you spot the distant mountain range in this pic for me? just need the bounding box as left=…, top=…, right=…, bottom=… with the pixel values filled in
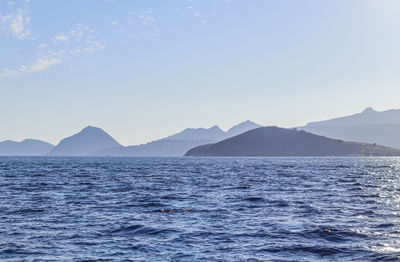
left=0, top=121, right=261, bottom=156
left=1, top=108, right=400, bottom=157
left=185, top=126, right=400, bottom=157
left=0, top=139, right=54, bottom=156
left=300, top=107, right=400, bottom=149
left=94, top=120, right=262, bottom=156
left=163, top=120, right=262, bottom=141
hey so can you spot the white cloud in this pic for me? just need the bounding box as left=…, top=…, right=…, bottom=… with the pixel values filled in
left=0, top=3, right=31, bottom=40
left=1, top=22, right=108, bottom=79
left=0, top=68, right=19, bottom=78
left=30, top=57, right=61, bottom=72
left=69, top=26, right=85, bottom=41
left=84, top=41, right=105, bottom=53
left=8, top=11, right=30, bottom=39
left=111, top=21, right=118, bottom=25
left=37, top=43, right=47, bottom=49
left=70, top=47, right=81, bottom=55
left=52, top=34, right=70, bottom=43
left=138, top=14, right=155, bottom=25
left=0, top=56, right=61, bottom=79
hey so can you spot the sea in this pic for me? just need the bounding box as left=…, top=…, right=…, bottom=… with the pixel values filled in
left=1, top=157, right=400, bottom=262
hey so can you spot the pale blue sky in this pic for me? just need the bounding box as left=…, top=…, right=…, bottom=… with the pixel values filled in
left=1, top=0, right=400, bottom=145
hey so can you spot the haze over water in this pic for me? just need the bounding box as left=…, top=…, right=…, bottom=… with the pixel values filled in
left=2, top=157, right=400, bottom=261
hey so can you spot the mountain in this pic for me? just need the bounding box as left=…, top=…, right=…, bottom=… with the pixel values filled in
left=185, top=126, right=400, bottom=157
left=0, top=139, right=54, bottom=156
left=306, top=107, right=400, bottom=127
left=94, top=121, right=262, bottom=156
left=301, top=108, right=400, bottom=148
left=49, top=126, right=123, bottom=156
left=164, top=125, right=226, bottom=141
left=226, top=120, right=262, bottom=137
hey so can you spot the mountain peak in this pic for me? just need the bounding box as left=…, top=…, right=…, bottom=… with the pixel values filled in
left=210, top=125, right=223, bottom=131
left=48, top=126, right=122, bottom=156
left=362, top=107, right=377, bottom=114
left=226, top=120, right=262, bottom=137
left=1, top=140, right=15, bottom=144
left=82, top=125, right=101, bottom=132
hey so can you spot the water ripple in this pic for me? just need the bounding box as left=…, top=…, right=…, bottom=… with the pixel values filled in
left=1, top=156, right=400, bottom=261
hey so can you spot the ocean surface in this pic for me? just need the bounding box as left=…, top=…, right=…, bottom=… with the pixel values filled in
left=1, top=157, right=400, bottom=261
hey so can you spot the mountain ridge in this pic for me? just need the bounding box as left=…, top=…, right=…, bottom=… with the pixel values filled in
left=0, top=139, right=54, bottom=156
left=306, top=107, right=400, bottom=127
left=301, top=107, right=400, bottom=149
left=94, top=120, right=262, bottom=156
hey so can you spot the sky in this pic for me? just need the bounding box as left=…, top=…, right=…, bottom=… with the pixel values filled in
left=1, top=0, right=400, bottom=146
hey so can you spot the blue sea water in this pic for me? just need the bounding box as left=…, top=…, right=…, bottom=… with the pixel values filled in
left=1, top=157, right=400, bottom=261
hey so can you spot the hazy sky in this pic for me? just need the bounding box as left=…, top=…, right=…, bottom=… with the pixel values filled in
left=1, top=0, right=400, bottom=146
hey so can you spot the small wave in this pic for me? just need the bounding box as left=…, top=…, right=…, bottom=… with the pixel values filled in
left=376, top=223, right=396, bottom=228
left=269, top=200, right=290, bottom=207
left=298, top=204, right=320, bottom=214
left=305, top=226, right=368, bottom=242
left=126, top=201, right=166, bottom=208
left=8, top=208, right=45, bottom=215
left=366, top=165, right=392, bottom=168
left=230, top=185, right=251, bottom=190
left=0, top=243, right=46, bottom=257
left=160, top=194, right=180, bottom=200
left=151, top=208, right=209, bottom=213
left=244, top=197, right=265, bottom=202
left=110, top=224, right=177, bottom=236
left=336, top=165, right=351, bottom=169
left=261, top=244, right=344, bottom=256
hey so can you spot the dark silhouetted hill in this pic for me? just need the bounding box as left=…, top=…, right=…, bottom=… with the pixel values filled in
left=0, top=139, right=54, bottom=156
left=185, top=126, right=400, bottom=157
left=49, top=126, right=122, bottom=156
left=301, top=108, right=400, bottom=148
